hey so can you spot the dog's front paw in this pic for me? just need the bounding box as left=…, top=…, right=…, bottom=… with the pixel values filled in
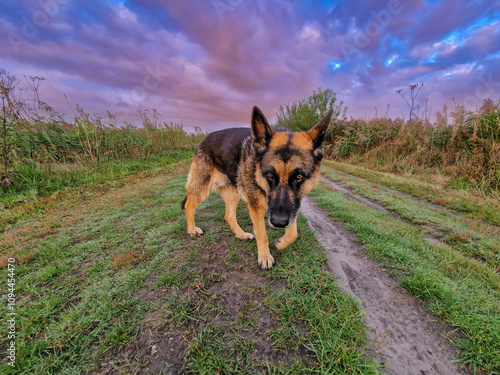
left=274, top=230, right=297, bottom=250
left=188, top=227, right=204, bottom=236
left=274, top=238, right=286, bottom=250
left=237, top=232, right=256, bottom=241
left=258, top=254, right=275, bottom=269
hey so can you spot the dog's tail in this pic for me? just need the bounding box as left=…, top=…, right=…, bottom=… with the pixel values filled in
left=181, top=196, right=187, bottom=210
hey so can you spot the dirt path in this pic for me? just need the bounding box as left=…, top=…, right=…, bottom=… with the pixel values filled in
left=301, top=196, right=470, bottom=375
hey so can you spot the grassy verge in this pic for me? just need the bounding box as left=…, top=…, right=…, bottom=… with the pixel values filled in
left=1, top=150, right=195, bottom=209
left=0, top=154, right=195, bottom=235
left=310, top=182, right=500, bottom=373
left=321, top=163, right=500, bottom=268
left=0, top=160, right=377, bottom=374
left=324, top=160, right=500, bottom=226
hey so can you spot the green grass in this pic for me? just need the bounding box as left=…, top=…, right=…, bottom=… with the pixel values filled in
left=321, top=164, right=500, bottom=268
left=0, top=150, right=195, bottom=209
left=324, top=160, right=500, bottom=226
left=1, top=81, right=498, bottom=373
left=0, top=159, right=377, bottom=374
left=3, top=151, right=499, bottom=374
left=310, top=182, right=500, bottom=373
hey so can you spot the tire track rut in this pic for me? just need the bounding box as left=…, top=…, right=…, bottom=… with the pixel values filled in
left=301, top=196, right=470, bottom=375
left=319, top=176, right=452, bottom=249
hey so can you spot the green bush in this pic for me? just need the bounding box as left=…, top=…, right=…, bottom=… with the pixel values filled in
left=275, top=87, right=346, bottom=131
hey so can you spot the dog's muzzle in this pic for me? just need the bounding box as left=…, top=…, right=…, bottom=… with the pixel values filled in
left=267, top=187, right=300, bottom=229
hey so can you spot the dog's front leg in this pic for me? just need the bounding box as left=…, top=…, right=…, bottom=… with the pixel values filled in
left=274, top=218, right=297, bottom=250
left=247, top=204, right=274, bottom=269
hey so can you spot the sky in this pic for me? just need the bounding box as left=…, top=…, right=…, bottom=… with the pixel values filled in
left=0, top=0, right=499, bottom=131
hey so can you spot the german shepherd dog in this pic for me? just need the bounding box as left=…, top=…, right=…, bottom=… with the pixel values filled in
left=182, top=106, right=333, bottom=269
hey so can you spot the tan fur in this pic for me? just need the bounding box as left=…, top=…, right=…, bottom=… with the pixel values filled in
left=260, top=150, right=315, bottom=186
left=273, top=161, right=287, bottom=184
left=269, top=132, right=290, bottom=147
left=247, top=200, right=273, bottom=268
left=291, top=132, right=314, bottom=150
left=275, top=219, right=297, bottom=250
left=254, top=164, right=269, bottom=194
left=184, top=159, right=231, bottom=236
left=219, top=186, right=255, bottom=240
left=300, top=165, right=321, bottom=196
left=306, top=126, right=321, bottom=143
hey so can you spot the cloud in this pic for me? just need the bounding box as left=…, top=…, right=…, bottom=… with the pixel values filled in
left=0, top=0, right=498, bottom=129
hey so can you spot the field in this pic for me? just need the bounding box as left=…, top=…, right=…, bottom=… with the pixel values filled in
left=1, top=82, right=499, bottom=373
left=1, top=145, right=499, bottom=373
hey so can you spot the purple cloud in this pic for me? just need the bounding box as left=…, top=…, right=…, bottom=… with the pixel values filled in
left=0, top=0, right=498, bottom=130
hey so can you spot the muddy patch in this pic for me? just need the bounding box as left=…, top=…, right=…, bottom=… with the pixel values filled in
left=89, top=310, right=188, bottom=375
left=90, top=219, right=314, bottom=374
left=301, top=197, right=471, bottom=375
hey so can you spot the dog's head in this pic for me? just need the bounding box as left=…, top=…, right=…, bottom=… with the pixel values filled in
left=251, top=106, right=333, bottom=228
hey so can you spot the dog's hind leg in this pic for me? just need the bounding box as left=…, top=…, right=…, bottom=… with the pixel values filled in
left=274, top=218, right=297, bottom=250
left=184, top=191, right=205, bottom=236
left=219, top=186, right=255, bottom=240
left=184, top=158, right=212, bottom=236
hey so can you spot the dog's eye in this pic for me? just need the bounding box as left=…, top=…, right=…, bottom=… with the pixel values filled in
left=266, top=172, right=274, bottom=179
left=296, top=174, right=303, bottom=180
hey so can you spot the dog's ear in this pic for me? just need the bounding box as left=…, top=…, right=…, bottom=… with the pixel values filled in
left=306, top=109, right=333, bottom=161
left=252, top=106, right=275, bottom=150
left=307, top=109, right=333, bottom=150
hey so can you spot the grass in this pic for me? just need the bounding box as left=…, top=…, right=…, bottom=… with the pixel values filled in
left=1, top=151, right=195, bottom=210
left=324, top=160, right=500, bottom=226
left=321, top=162, right=500, bottom=268
left=0, top=123, right=204, bottom=209
left=0, top=158, right=377, bottom=374
left=325, top=99, right=500, bottom=191
left=1, top=91, right=206, bottom=208
left=1, top=150, right=499, bottom=373
left=0, top=156, right=195, bottom=235
left=310, top=179, right=500, bottom=374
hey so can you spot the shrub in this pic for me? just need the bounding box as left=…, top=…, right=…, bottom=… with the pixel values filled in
left=275, top=87, right=346, bottom=132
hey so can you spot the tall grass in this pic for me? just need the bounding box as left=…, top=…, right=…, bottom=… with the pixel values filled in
left=10, top=115, right=202, bottom=164
left=1, top=108, right=205, bottom=206
left=1, top=69, right=206, bottom=206
left=325, top=99, right=500, bottom=191
left=274, top=87, right=499, bottom=190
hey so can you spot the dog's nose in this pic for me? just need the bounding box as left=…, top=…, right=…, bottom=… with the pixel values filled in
left=270, top=213, right=289, bottom=228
